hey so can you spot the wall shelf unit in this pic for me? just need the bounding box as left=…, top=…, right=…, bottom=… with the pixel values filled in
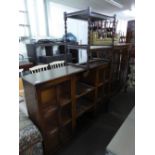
left=64, top=8, right=130, bottom=94
left=64, top=7, right=117, bottom=69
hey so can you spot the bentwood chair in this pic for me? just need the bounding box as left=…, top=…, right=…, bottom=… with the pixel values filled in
left=19, top=69, right=24, bottom=97
left=49, top=60, right=65, bottom=69
left=29, top=64, right=48, bottom=74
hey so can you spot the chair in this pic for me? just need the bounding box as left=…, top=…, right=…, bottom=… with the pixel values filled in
left=19, top=68, right=24, bottom=77
left=19, top=69, right=24, bottom=98
left=19, top=78, right=24, bottom=97
left=29, top=64, right=48, bottom=74
left=49, top=60, right=65, bottom=69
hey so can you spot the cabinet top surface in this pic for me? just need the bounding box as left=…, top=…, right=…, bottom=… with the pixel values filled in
left=22, top=65, right=84, bottom=85
left=65, top=8, right=115, bottom=21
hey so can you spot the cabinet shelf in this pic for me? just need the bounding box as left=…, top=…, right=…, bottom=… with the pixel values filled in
left=105, top=80, right=110, bottom=84
left=46, top=124, right=59, bottom=135
left=41, top=100, right=57, bottom=108
left=76, top=82, right=95, bottom=98
left=98, top=82, right=104, bottom=87
left=48, top=128, right=59, bottom=135
left=77, top=98, right=95, bottom=117
left=77, top=104, right=94, bottom=118
left=43, top=105, right=58, bottom=118
left=59, top=96, right=71, bottom=107
left=62, top=117, right=72, bottom=126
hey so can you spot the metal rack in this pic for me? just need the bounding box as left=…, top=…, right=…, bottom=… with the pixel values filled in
left=64, top=7, right=117, bottom=69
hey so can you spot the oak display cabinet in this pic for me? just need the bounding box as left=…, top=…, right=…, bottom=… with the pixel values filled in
left=23, top=63, right=111, bottom=155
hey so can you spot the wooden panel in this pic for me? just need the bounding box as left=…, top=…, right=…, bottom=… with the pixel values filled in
left=98, top=69, right=105, bottom=85
left=22, top=80, right=45, bottom=133
left=40, top=86, right=57, bottom=107
left=42, top=108, right=59, bottom=134
left=60, top=123, right=72, bottom=143
left=43, top=131, right=60, bottom=155
left=19, top=78, right=24, bottom=96
left=104, top=66, right=110, bottom=82
left=57, top=81, right=71, bottom=107
left=71, top=75, right=77, bottom=129
left=61, top=104, right=72, bottom=127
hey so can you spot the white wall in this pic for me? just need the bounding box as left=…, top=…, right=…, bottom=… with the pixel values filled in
left=19, top=42, right=28, bottom=58
left=48, top=2, right=88, bottom=63
left=116, top=19, right=128, bottom=36
left=19, top=0, right=47, bottom=58
left=116, top=8, right=135, bottom=36
left=27, top=0, right=46, bottom=37
left=48, top=2, right=88, bottom=44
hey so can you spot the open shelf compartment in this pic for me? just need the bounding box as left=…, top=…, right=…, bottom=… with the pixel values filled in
left=57, top=80, right=71, bottom=107
left=61, top=104, right=72, bottom=127
left=76, top=91, right=95, bottom=118
left=76, top=81, right=95, bottom=98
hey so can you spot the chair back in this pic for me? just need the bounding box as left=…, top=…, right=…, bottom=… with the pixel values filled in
left=49, top=60, right=65, bottom=69
left=19, top=69, right=24, bottom=97
left=29, top=64, right=48, bottom=74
